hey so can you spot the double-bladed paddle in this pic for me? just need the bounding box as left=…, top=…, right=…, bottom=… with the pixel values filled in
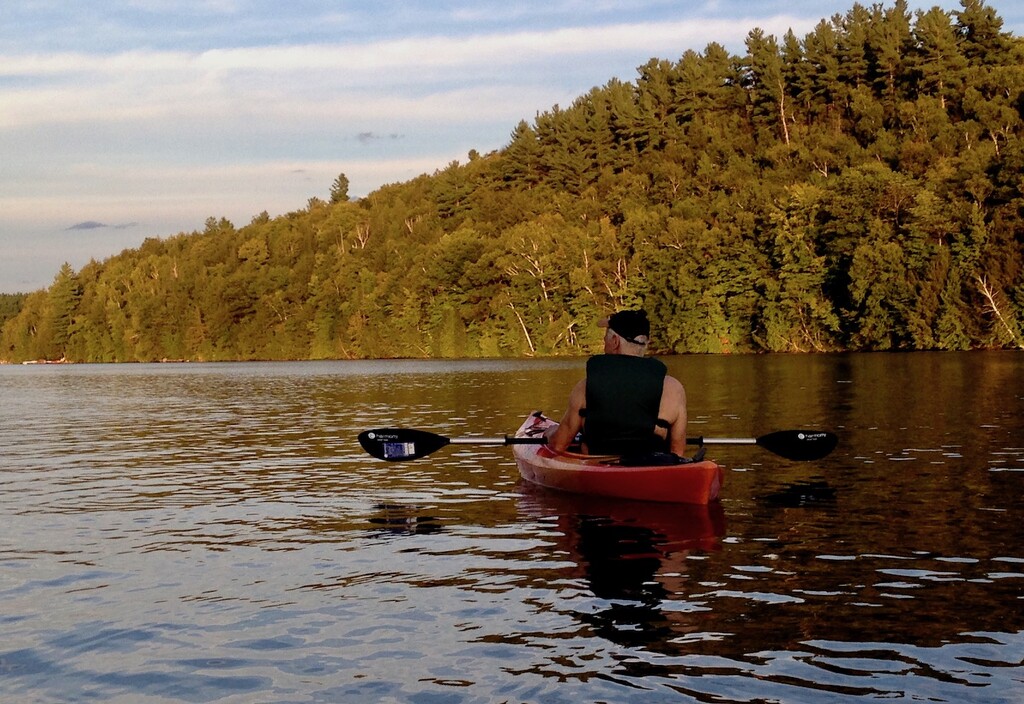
left=358, top=428, right=837, bottom=462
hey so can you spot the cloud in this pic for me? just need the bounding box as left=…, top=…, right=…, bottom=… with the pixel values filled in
left=357, top=132, right=404, bottom=144
left=3, top=13, right=846, bottom=141
left=3, top=14, right=823, bottom=142
left=65, top=220, right=139, bottom=232
left=1, top=18, right=761, bottom=76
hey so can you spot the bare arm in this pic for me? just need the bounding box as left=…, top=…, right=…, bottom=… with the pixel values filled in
left=659, top=375, right=688, bottom=455
left=546, top=378, right=586, bottom=452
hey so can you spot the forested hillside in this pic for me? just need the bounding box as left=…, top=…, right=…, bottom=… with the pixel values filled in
left=3, top=0, right=1023, bottom=362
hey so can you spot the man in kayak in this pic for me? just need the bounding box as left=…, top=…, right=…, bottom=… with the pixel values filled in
left=546, top=309, right=688, bottom=458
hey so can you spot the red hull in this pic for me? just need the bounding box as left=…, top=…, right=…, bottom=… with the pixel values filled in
left=512, top=414, right=723, bottom=505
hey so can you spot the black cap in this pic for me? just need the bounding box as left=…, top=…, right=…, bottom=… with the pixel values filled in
left=600, top=309, right=650, bottom=345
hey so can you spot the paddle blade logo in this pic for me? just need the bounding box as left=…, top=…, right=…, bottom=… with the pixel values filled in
left=757, top=430, right=839, bottom=461
left=383, top=441, right=417, bottom=460
left=792, top=431, right=839, bottom=460
left=359, top=428, right=450, bottom=461
left=363, top=431, right=417, bottom=460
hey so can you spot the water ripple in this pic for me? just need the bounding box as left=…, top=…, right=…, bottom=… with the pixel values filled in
left=2, top=358, right=1023, bottom=703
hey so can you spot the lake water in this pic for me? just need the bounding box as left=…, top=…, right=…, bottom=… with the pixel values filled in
left=1, top=352, right=1022, bottom=703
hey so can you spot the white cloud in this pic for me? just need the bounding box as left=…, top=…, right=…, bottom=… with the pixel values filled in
left=3, top=16, right=796, bottom=77
left=4, top=16, right=811, bottom=135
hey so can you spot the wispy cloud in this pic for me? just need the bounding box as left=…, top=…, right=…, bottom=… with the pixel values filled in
left=3, top=18, right=776, bottom=138
left=1, top=17, right=774, bottom=78
left=67, top=221, right=108, bottom=231
left=357, top=132, right=404, bottom=144
left=66, top=221, right=140, bottom=232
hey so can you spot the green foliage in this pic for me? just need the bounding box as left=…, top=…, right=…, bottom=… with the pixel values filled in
left=0, top=293, right=27, bottom=327
left=330, top=173, right=350, bottom=204
left=3, top=0, right=1023, bottom=362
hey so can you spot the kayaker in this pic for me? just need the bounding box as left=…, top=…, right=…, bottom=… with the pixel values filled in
left=546, top=309, right=688, bottom=458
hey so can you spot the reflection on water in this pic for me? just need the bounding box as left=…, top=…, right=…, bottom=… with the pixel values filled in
left=367, top=503, right=445, bottom=536
left=518, top=490, right=726, bottom=653
left=1, top=353, right=1022, bottom=703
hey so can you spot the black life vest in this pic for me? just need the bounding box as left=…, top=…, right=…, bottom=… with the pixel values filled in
left=583, top=354, right=668, bottom=455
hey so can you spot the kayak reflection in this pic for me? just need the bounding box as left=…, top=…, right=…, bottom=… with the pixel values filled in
left=517, top=485, right=725, bottom=650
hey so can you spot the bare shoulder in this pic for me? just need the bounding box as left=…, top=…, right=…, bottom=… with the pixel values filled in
left=662, top=374, right=685, bottom=396
left=657, top=374, right=686, bottom=426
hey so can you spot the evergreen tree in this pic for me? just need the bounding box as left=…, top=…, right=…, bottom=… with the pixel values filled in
left=44, top=263, right=82, bottom=360
left=330, top=173, right=350, bottom=203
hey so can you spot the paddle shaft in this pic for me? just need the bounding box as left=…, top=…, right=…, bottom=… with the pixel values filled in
left=692, top=437, right=756, bottom=446
left=451, top=436, right=754, bottom=447
left=449, top=436, right=547, bottom=446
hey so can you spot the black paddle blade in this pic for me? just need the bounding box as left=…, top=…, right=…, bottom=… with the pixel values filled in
left=358, top=428, right=450, bottom=461
left=757, top=430, right=838, bottom=461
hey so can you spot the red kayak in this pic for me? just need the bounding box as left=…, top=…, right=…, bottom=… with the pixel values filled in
left=512, top=413, right=723, bottom=505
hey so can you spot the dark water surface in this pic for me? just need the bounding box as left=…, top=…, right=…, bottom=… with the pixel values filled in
left=1, top=352, right=1022, bottom=703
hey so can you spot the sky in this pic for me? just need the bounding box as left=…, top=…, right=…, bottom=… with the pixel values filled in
left=2, top=1, right=1022, bottom=293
